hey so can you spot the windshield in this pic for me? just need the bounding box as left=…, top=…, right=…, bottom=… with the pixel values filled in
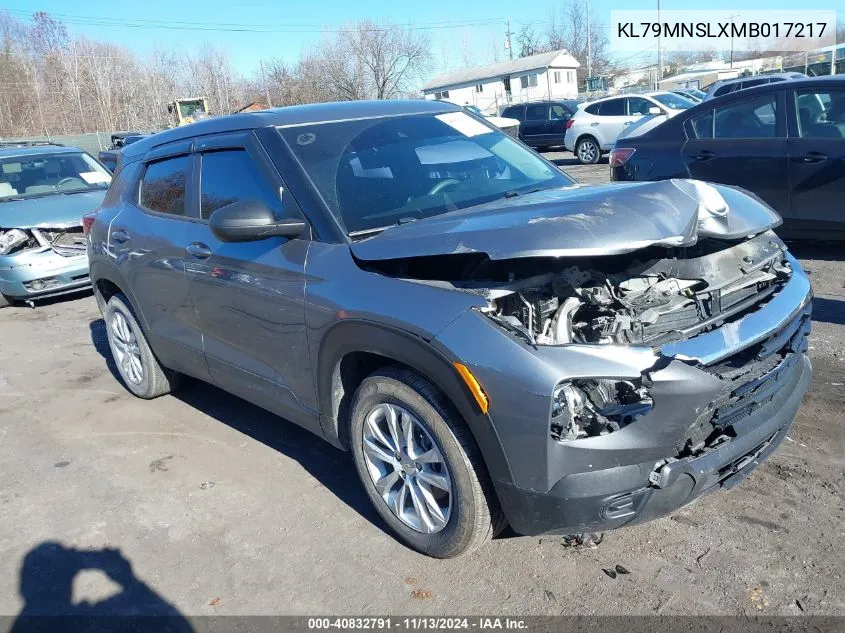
left=279, top=112, right=572, bottom=234
left=687, top=89, right=706, bottom=100
left=652, top=93, right=696, bottom=110
left=0, top=151, right=111, bottom=200
left=178, top=100, right=208, bottom=119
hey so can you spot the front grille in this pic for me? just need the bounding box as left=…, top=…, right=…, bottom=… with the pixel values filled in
left=34, top=226, right=86, bottom=257
left=676, top=304, right=810, bottom=456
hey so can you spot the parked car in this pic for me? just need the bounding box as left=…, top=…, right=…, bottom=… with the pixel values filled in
left=564, top=92, right=696, bottom=164
left=461, top=104, right=520, bottom=138
left=703, top=72, right=806, bottom=101
left=611, top=76, right=845, bottom=240
left=88, top=100, right=812, bottom=558
left=0, top=142, right=112, bottom=307
left=98, top=132, right=149, bottom=172
left=670, top=88, right=705, bottom=102
left=499, top=100, right=581, bottom=150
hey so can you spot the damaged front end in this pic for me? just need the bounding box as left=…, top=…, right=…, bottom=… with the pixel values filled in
left=354, top=179, right=812, bottom=535
left=0, top=222, right=90, bottom=300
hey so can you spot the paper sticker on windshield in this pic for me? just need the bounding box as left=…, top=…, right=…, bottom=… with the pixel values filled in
left=435, top=112, right=492, bottom=137
left=80, top=171, right=111, bottom=184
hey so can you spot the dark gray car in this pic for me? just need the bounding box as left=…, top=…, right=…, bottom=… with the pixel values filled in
left=87, top=100, right=812, bottom=558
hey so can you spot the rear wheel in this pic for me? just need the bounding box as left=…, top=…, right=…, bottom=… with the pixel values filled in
left=576, top=136, right=601, bottom=164
left=349, top=366, right=504, bottom=558
left=104, top=293, right=179, bottom=399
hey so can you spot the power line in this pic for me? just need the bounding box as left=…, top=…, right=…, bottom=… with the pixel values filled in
left=5, top=10, right=507, bottom=34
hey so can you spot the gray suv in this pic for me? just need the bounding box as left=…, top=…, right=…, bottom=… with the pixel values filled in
left=87, top=100, right=812, bottom=558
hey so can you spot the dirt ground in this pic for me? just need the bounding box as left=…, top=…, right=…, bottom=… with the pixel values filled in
left=0, top=161, right=842, bottom=618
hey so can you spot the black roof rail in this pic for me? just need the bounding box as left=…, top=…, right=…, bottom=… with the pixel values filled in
left=0, top=140, right=65, bottom=148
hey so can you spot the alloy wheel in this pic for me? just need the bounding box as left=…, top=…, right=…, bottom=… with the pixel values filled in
left=109, top=311, right=144, bottom=385
left=578, top=140, right=598, bottom=163
left=361, top=403, right=453, bottom=533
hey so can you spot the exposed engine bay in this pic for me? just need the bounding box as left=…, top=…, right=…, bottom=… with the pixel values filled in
left=362, top=230, right=791, bottom=349
left=0, top=224, right=86, bottom=257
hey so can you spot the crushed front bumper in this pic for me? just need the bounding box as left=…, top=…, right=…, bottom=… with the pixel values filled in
left=0, top=249, right=90, bottom=300
left=495, top=351, right=811, bottom=535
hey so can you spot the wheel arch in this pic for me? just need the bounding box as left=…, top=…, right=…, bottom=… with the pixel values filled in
left=90, top=261, right=149, bottom=333
left=316, top=320, right=513, bottom=484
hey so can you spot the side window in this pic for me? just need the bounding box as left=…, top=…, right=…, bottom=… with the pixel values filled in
left=598, top=99, right=625, bottom=116
left=525, top=104, right=549, bottom=120
left=139, top=155, right=190, bottom=216
left=501, top=105, right=523, bottom=119
left=550, top=104, right=569, bottom=120
left=713, top=84, right=733, bottom=97
left=627, top=97, right=652, bottom=115
left=200, top=149, right=280, bottom=220
left=714, top=94, right=779, bottom=139
left=584, top=103, right=600, bottom=115
left=689, top=111, right=714, bottom=138
left=796, top=89, right=845, bottom=139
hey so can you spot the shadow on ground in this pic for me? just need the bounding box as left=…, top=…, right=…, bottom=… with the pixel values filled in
left=812, top=296, right=845, bottom=326
left=88, top=318, right=389, bottom=537
left=10, top=542, right=193, bottom=632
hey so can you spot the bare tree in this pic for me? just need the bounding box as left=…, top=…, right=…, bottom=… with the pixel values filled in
left=545, top=0, right=609, bottom=84
left=515, top=24, right=545, bottom=58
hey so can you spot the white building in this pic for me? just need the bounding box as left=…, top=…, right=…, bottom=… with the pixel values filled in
left=422, top=50, right=580, bottom=114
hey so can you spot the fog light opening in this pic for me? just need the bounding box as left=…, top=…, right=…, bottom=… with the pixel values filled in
left=551, top=378, right=653, bottom=442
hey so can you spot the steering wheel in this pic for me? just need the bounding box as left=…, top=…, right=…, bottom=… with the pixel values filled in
left=427, top=178, right=460, bottom=196
left=57, top=177, right=85, bottom=189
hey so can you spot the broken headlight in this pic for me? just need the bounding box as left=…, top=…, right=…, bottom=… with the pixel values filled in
left=551, top=379, right=653, bottom=442
left=0, top=229, right=30, bottom=255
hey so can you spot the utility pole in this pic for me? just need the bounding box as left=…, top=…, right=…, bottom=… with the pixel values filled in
left=586, top=0, right=592, bottom=78
left=505, top=19, right=514, bottom=60
left=657, top=0, right=663, bottom=88
left=729, top=14, right=738, bottom=69
left=259, top=60, right=273, bottom=108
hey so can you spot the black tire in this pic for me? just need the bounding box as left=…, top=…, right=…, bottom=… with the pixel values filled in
left=575, top=136, right=601, bottom=164
left=349, top=366, right=504, bottom=558
left=103, top=293, right=179, bottom=399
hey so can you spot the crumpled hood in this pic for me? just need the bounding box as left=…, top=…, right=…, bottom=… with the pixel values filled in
left=350, top=179, right=782, bottom=261
left=0, top=190, right=106, bottom=229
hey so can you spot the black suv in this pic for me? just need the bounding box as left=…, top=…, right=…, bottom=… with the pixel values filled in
left=87, top=100, right=812, bottom=558
left=500, top=100, right=580, bottom=150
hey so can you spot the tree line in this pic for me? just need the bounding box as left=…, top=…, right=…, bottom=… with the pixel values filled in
left=0, top=12, right=431, bottom=136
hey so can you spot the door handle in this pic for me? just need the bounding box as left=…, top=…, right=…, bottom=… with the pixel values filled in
left=111, top=229, right=130, bottom=244
left=185, top=242, right=212, bottom=259
left=590, top=122, right=600, bottom=127
left=691, top=150, right=716, bottom=161
left=799, top=151, right=827, bottom=163
left=623, top=121, right=633, bottom=125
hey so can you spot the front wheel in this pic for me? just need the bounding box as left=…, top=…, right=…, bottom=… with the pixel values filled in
left=576, top=137, right=601, bottom=164
left=349, top=366, right=504, bottom=558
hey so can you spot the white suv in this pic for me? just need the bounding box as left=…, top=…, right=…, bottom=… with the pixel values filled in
left=564, top=92, right=695, bottom=164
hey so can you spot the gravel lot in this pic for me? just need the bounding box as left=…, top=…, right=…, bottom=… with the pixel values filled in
left=0, top=160, right=842, bottom=619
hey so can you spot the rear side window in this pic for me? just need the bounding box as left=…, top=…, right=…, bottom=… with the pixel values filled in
left=139, top=155, right=190, bottom=216
left=741, top=78, right=767, bottom=90
left=714, top=94, right=779, bottom=138
left=598, top=99, right=625, bottom=116
left=796, top=89, right=845, bottom=139
left=550, top=104, right=569, bottom=119
left=525, top=104, right=549, bottom=120
left=689, top=111, right=715, bottom=138
left=199, top=149, right=280, bottom=220
left=501, top=105, right=523, bottom=119
left=584, top=103, right=600, bottom=115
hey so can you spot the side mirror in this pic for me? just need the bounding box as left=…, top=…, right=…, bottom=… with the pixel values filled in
left=167, top=104, right=173, bottom=114
left=648, top=106, right=663, bottom=115
left=209, top=199, right=307, bottom=243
